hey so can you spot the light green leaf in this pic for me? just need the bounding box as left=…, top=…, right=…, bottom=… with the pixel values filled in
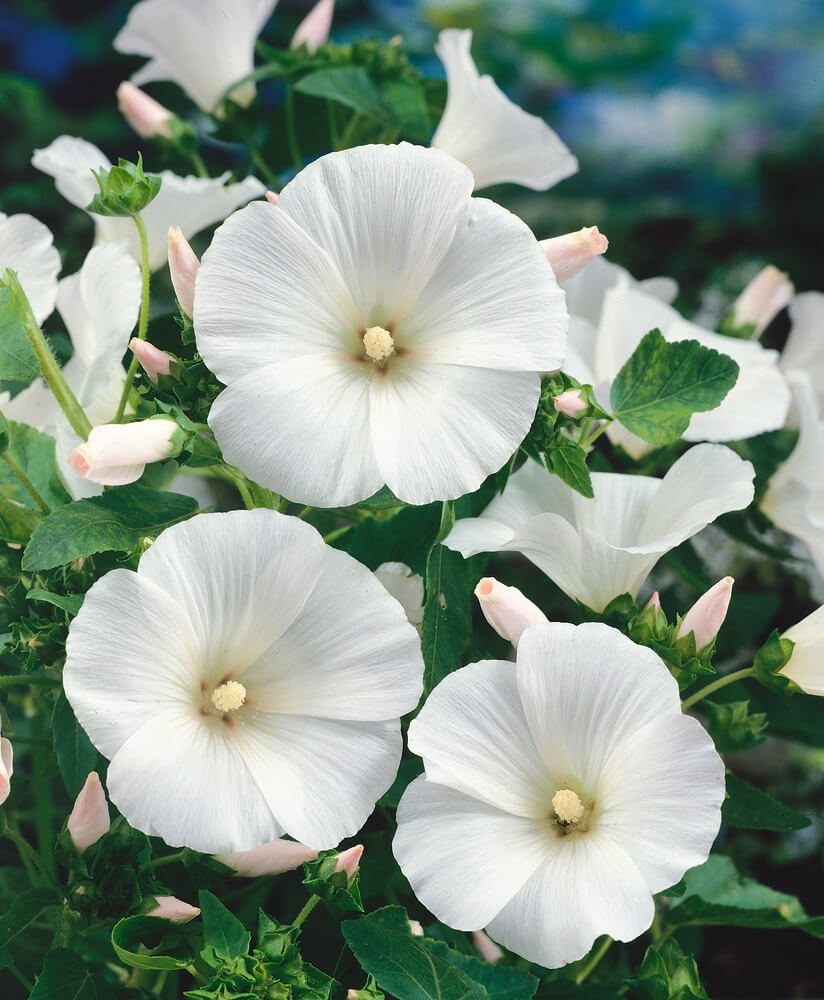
left=52, top=690, right=97, bottom=798
left=547, top=438, right=593, bottom=498
left=111, top=915, right=199, bottom=971
left=0, top=271, right=40, bottom=382
left=27, top=589, right=83, bottom=616
left=383, top=79, right=432, bottom=142
left=295, top=67, right=394, bottom=123
left=198, top=890, right=250, bottom=965
left=610, top=329, right=739, bottom=445
left=722, top=772, right=811, bottom=832
left=0, top=497, right=42, bottom=542
left=0, top=422, right=72, bottom=510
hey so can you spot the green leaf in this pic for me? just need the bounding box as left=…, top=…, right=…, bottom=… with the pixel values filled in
left=0, top=421, right=71, bottom=509
left=421, top=503, right=472, bottom=694
left=111, top=915, right=199, bottom=971
left=752, top=628, right=796, bottom=693
left=342, top=502, right=442, bottom=575
left=0, top=271, right=40, bottom=381
left=624, top=939, right=708, bottom=1000
left=52, top=690, right=97, bottom=798
left=27, top=589, right=84, bottom=616
left=302, top=850, right=364, bottom=917
left=722, top=772, right=811, bottom=832
left=610, top=329, right=739, bottom=445
left=425, top=940, right=538, bottom=1000
left=668, top=854, right=824, bottom=936
left=0, top=408, right=9, bottom=453
left=199, top=890, right=251, bottom=965
left=30, top=948, right=116, bottom=1000
left=0, top=496, right=42, bottom=542
left=0, top=887, right=58, bottom=947
left=702, top=699, right=766, bottom=754
left=342, top=906, right=489, bottom=1000
left=295, top=68, right=394, bottom=123
left=547, top=437, right=593, bottom=498
left=22, top=485, right=199, bottom=571
left=383, top=79, right=432, bottom=142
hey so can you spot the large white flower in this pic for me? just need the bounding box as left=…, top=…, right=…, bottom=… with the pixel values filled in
left=63, top=509, right=423, bottom=853
left=394, top=621, right=724, bottom=968
left=0, top=212, right=60, bottom=324
left=781, top=292, right=824, bottom=416
left=114, top=0, right=277, bottom=113
left=781, top=604, right=824, bottom=696
left=431, top=29, right=578, bottom=191
left=445, top=444, right=754, bottom=612
left=561, top=257, right=791, bottom=458
left=195, top=143, right=567, bottom=507
left=32, top=136, right=264, bottom=270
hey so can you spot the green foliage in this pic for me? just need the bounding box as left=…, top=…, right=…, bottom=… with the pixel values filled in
left=302, top=850, right=364, bottom=918
left=200, top=890, right=252, bottom=965
left=624, top=939, right=708, bottom=999
left=295, top=67, right=394, bottom=125
left=610, top=330, right=739, bottom=444
left=722, top=772, right=811, bottom=832
left=702, top=699, right=766, bottom=754
left=752, top=628, right=796, bottom=693
left=111, top=915, right=199, bottom=971
left=86, top=154, right=162, bottom=217
left=625, top=602, right=715, bottom=688
left=0, top=888, right=59, bottom=949
left=51, top=690, right=97, bottom=798
left=29, top=947, right=115, bottom=1000
left=0, top=270, right=40, bottom=382
left=0, top=421, right=72, bottom=509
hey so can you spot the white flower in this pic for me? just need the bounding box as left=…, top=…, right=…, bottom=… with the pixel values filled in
left=393, top=621, right=724, bottom=968
left=114, top=0, right=278, bottom=113
left=761, top=373, right=824, bottom=577
left=0, top=720, right=12, bottom=806
left=0, top=212, right=60, bottom=324
left=374, top=562, right=424, bottom=627
left=445, top=444, right=754, bottom=612
left=195, top=143, right=567, bottom=507
left=781, top=605, right=824, bottom=696
left=781, top=292, right=824, bottom=415
left=431, top=29, right=577, bottom=191
left=64, top=509, right=424, bottom=853
left=32, top=136, right=265, bottom=270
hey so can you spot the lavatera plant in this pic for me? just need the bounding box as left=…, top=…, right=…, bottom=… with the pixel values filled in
left=0, top=3, right=823, bottom=999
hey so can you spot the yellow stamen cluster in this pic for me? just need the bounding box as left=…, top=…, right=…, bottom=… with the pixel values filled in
left=363, top=326, right=395, bottom=363
left=211, top=680, right=247, bottom=713
left=552, top=788, right=585, bottom=825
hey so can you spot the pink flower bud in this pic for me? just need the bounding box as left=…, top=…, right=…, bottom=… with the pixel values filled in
left=677, top=576, right=734, bottom=652
left=148, top=896, right=201, bottom=923
left=291, top=0, right=335, bottom=53
left=347, top=991, right=360, bottom=1000
left=265, top=190, right=279, bottom=205
left=540, top=226, right=609, bottom=281
left=730, top=265, right=794, bottom=338
left=475, top=577, right=548, bottom=647
left=116, top=82, right=173, bottom=139
left=216, top=838, right=318, bottom=878
left=167, top=225, right=200, bottom=317
left=553, top=388, right=587, bottom=418
left=68, top=418, right=180, bottom=486
left=645, top=591, right=661, bottom=611
left=129, top=338, right=171, bottom=385
left=0, top=721, right=13, bottom=807
left=408, top=919, right=424, bottom=936
left=334, top=844, right=363, bottom=881
left=472, top=930, right=504, bottom=963
left=67, top=772, right=110, bottom=853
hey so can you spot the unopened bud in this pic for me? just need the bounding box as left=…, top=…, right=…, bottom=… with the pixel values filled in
left=553, top=388, right=587, bottom=418
left=129, top=338, right=171, bottom=384
left=475, top=577, right=548, bottom=646
left=473, top=930, right=504, bottom=963
left=730, top=265, right=794, bottom=338
left=375, top=562, right=424, bottom=627
left=677, top=576, right=733, bottom=652
left=167, top=225, right=200, bottom=317
left=148, top=895, right=201, bottom=923
left=408, top=919, right=424, bottom=936
left=334, top=844, right=363, bottom=882
left=265, top=190, right=279, bottom=205
left=0, top=721, right=12, bottom=806
left=645, top=591, right=661, bottom=611
left=216, top=838, right=318, bottom=877
left=68, top=417, right=182, bottom=486
left=540, top=226, right=608, bottom=281
left=117, top=82, right=173, bottom=139
left=781, top=605, right=824, bottom=697
left=67, top=772, right=110, bottom=853
left=291, top=0, right=335, bottom=53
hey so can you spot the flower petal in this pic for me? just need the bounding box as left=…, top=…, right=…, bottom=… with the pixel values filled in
left=0, top=213, right=60, bottom=324
left=31, top=136, right=106, bottom=211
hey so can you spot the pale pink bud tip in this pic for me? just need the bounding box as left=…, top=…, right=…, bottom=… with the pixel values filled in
left=129, top=338, right=171, bottom=385
left=68, top=419, right=180, bottom=487
left=167, top=225, right=200, bottom=317
left=347, top=991, right=360, bottom=1000
left=731, top=265, right=794, bottom=338
left=291, top=0, right=335, bottom=53
left=645, top=591, right=661, bottom=611
left=408, top=919, right=424, bottom=936
left=475, top=577, right=548, bottom=647
left=678, top=576, right=734, bottom=652
left=0, top=725, right=13, bottom=807
left=117, top=82, right=173, bottom=140
left=541, top=226, right=609, bottom=281
left=553, top=388, right=587, bottom=418
left=216, top=838, right=318, bottom=878
left=473, top=930, right=504, bottom=963
left=67, top=772, right=110, bottom=853
left=148, top=896, right=201, bottom=923
left=265, top=190, right=279, bottom=205
left=334, top=844, right=364, bottom=880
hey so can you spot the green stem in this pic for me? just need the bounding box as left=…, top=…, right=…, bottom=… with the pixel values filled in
left=32, top=714, right=56, bottom=880
left=224, top=470, right=255, bottom=510
left=583, top=420, right=611, bottom=449
left=327, top=100, right=341, bottom=150
left=114, top=213, right=150, bottom=423
left=575, top=935, right=612, bottom=984
left=681, top=667, right=756, bottom=711
left=142, top=849, right=188, bottom=872
left=0, top=673, right=60, bottom=689
left=323, top=525, right=350, bottom=544
left=249, top=146, right=278, bottom=186
left=340, top=111, right=363, bottom=149
left=189, top=151, right=209, bottom=178
left=1, top=452, right=50, bottom=514
left=285, top=90, right=303, bottom=174
left=293, top=893, right=321, bottom=928
left=8, top=964, right=33, bottom=992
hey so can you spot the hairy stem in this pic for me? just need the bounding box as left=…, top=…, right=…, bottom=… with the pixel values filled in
left=114, top=213, right=150, bottom=422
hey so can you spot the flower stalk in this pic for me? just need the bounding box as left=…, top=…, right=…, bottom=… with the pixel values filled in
left=681, top=666, right=757, bottom=711
left=114, top=212, right=150, bottom=422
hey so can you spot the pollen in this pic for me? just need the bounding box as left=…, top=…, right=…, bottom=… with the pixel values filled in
left=363, top=326, right=395, bottom=364
left=552, top=788, right=585, bottom=825
left=210, top=680, right=247, bottom=713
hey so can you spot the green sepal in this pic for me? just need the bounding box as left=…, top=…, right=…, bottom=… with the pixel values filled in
left=752, top=628, right=797, bottom=693
left=86, top=153, right=162, bottom=216
left=257, top=911, right=304, bottom=979
left=624, top=939, right=709, bottom=999
left=703, top=699, right=767, bottom=754
left=717, top=313, right=758, bottom=339
left=302, top=849, right=364, bottom=917
left=348, top=975, right=386, bottom=1000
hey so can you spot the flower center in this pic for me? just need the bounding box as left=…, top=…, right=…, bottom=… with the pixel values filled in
left=210, top=680, right=246, bottom=713
left=552, top=787, right=585, bottom=826
left=363, top=326, right=395, bottom=364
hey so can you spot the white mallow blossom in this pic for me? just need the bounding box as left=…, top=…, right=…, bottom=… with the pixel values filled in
left=781, top=293, right=824, bottom=416
left=445, top=444, right=754, bottom=612
left=114, top=0, right=277, bottom=113
left=761, top=373, right=824, bottom=577
left=374, top=563, right=424, bottom=628
left=781, top=605, right=824, bottom=697
left=393, top=621, right=724, bottom=968
left=195, top=143, right=567, bottom=507
left=63, top=510, right=424, bottom=853
left=561, top=257, right=791, bottom=459
left=431, top=29, right=578, bottom=192
left=0, top=212, right=60, bottom=323
left=32, top=136, right=264, bottom=270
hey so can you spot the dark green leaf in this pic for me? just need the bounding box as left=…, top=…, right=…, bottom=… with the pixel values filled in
left=22, top=485, right=199, bottom=571
left=0, top=887, right=58, bottom=947
left=27, top=589, right=84, bottom=616
left=547, top=438, right=593, bottom=498
left=52, top=690, right=97, bottom=798
left=425, top=940, right=538, bottom=1000
left=383, top=79, right=432, bottom=142
left=30, top=949, right=116, bottom=1000
left=303, top=850, right=363, bottom=917
left=0, top=421, right=71, bottom=509
left=199, top=890, right=251, bottom=964
left=295, top=68, right=394, bottom=123
left=111, top=915, right=199, bottom=971
left=378, top=757, right=424, bottom=808
left=0, top=270, right=40, bottom=381
left=624, top=939, right=708, bottom=1000
left=341, top=502, right=441, bottom=575
left=722, top=772, right=811, bottom=832
left=0, top=496, right=42, bottom=542
left=610, top=330, right=739, bottom=445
